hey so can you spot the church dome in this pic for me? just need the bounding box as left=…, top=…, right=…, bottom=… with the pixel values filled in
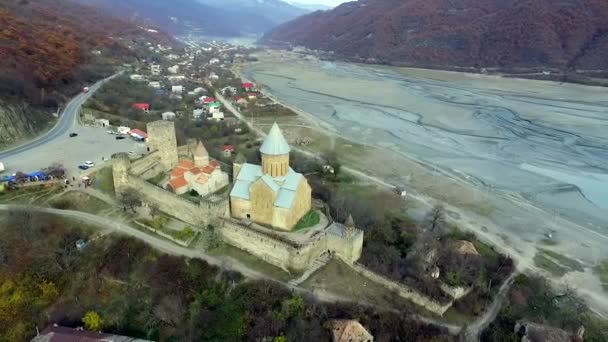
left=260, top=122, right=291, bottom=155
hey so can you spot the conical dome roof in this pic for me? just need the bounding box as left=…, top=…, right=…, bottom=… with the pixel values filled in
left=195, top=140, right=208, bottom=157
left=260, top=122, right=290, bottom=155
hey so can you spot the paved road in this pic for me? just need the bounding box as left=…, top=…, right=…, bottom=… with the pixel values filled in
left=0, top=73, right=120, bottom=160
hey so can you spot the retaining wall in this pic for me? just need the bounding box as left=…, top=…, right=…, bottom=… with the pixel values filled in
left=350, top=263, right=454, bottom=315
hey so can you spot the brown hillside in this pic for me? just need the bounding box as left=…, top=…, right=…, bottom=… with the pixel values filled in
left=261, top=0, right=608, bottom=71
left=0, top=0, right=173, bottom=100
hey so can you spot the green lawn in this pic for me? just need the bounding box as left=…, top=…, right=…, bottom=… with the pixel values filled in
left=50, top=191, right=112, bottom=214
left=294, top=210, right=320, bottom=231
left=91, top=167, right=114, bottom=195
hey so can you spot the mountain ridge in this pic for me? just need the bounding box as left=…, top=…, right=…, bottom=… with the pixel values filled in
left=261, top=0, right=608, bottom=72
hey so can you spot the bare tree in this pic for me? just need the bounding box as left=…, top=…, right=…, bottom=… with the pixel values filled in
left=149, top=202, right=160, bottom=218
left=119, top=191, right=141, bottom=213
left=423, top=205, right=446, bottom=236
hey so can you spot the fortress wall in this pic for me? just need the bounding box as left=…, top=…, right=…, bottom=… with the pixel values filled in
left=130, top=151, right=160, bottom=176
left=289, top=234, right=328, bottom=270
left=326, top=230, right=364, bottom=264
left=350, top=263, right=453, bottom=316
left=126, top=175, right=211, bottom=226
left=220, top=220, right=296, bottom=270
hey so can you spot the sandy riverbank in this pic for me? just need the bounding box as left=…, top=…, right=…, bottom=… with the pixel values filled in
left=234, top=51, right=608, bottom=314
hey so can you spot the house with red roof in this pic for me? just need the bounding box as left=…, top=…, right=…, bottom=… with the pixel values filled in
left=166, top=141, right=228, bottom=196
left=233, top=96, right=248, bottom=106
left=202, top=97, right=216, bottom=104
left=132, top=103, right=150, bottom=113
left=129, top=128, right=148, bottom=141
left=242, top=82, right=256, bottom=92
left=223, top=145, right=235, bottom=157
left=247, top=93, right=257, bottom=100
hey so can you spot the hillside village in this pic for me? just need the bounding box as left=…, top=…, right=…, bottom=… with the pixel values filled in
left=1, top=36, right=607, bottom=342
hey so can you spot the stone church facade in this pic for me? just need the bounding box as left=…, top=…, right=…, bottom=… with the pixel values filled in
left=230, top=123, right=312, bottom=231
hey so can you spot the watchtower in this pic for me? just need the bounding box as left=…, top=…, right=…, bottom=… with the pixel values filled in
left=111, top=152, right=131, bottom=194
left=147, top=120, right=178, bottom=170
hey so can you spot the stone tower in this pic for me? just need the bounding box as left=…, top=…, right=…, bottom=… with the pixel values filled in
left=345, top=214, right=355, bottom=237
left=194, top=140, right=210, bottom=167
left=260, top=123, right=290, bottom=178
left=147, top=120, right=178, bottom=170
left=111, top=152, right=131, bottom=194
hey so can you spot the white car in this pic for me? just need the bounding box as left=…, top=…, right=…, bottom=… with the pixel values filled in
left=84, top=161, right=95, bottom=168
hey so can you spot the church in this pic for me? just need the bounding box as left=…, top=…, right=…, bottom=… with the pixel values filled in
left=167, top=141, right=229, bottom=197
left=230, top=123, right=312, bottom=231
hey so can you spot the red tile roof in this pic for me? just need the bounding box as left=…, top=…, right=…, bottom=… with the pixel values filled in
left=177, top=160, right=194, bottom=169
left=132, top=103, right=150, bottom=110
left=129, top=128, right=148, bottom=139
left=171, top=168, right=186, bottom=178
left=190, top=167, right=203, bottom=175
left=203, top=97, right=216, bottom=104
left=223, top=145, right=235, bottom=151
left=242, top=82, right=254, bottom=89
left=209, top=160, right=220, bottom=168
left=202, top=165, right=216, bottom=174
left=169, top=176, right=188, bottom=190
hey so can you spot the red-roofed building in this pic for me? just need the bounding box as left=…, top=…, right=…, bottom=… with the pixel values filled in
left=223, top=145, right=235, bottom=157
left=129, top=129, right=148, bottom=141
left=203, top=97, right=216, bottom=104
left=133, top=103, right=150, bottom=113
left=168, top=176, right=188, bottom=194
left=247, top=93, right=257, bottom=100
left=234, top=96, right=248, bottom=106
left=166, top=141, right=228, bottom=196
left=242, top=82, right=255, bottom=91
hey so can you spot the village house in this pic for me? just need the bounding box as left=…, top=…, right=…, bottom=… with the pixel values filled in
left=221, top=86, right=237, bottom=95
left=242, top=82, right=256, bottom=92
left=168, top=65, right=179, bottom=74
left=223, top=145, right=235, bottom=157
left=208, top=72, right=219, bottom=82
left=130, top=74, right=145, bottom=81
left=132, top=103, right=150, bottom=113
left=148, top=81, right=161, bottom=89
left=167, top=141, right=229, bottom=196
left=211, top=111, right=225, bottom=121
left=193, top=87, right=207, bottom=94
left=209, top=57, right=220, bottom=64
left=234, top=96, right=248, bottom=106
left=162, top=111, right=177, bottom=120
left=128, top=129, right=148, bottom=142
left=193, top=108, right=204, bottom=120
left=172, top=85, right=184, bottom=94
left=94, top=118, right=110, bottom=128
left=150, top=64, right=161, bottom=75
left=247, top=93, right=257, bottom=100
left=230, top=123, right=312, bottom=231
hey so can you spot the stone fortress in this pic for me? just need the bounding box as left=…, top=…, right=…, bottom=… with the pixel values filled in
left=111, top=120, right=363, bottom=272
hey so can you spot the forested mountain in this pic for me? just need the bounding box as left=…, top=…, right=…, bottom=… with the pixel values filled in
left=262, top=0, right=608, bottom=72
left=78, top=0, right=310, bottom=37
left=0, top=0, right=174, bottom=146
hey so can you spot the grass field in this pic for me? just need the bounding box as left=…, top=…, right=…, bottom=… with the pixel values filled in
left=0, top=185, right=63, bottom=205
left=293, top=210, right=320, bottom=231
left=534, top=249, right=585, bottom=277
left=50, top=191, right=112, bottom=214
left=209, top=244, right=293, bottom=282
left=91, top=167, right=114, bottom=195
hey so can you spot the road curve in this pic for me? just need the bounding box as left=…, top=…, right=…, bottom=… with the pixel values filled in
left=0, top=73, right=121, bottom=160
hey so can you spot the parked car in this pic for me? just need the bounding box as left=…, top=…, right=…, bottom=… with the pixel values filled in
left=69, top=133, right=78, bottom=137
left=84, top=161, right=95, bottom=168
left=115, top=136, right=126, bottom=140
left=78, top=165, right=89, bottom=170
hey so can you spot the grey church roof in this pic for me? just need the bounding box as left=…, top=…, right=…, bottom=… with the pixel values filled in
left=230, top=163, right=303, bottom=209
left=259, top=122, right=291, bottom=155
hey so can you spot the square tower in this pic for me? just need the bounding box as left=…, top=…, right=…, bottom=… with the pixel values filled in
left=147, top=120, right=178, bottom=170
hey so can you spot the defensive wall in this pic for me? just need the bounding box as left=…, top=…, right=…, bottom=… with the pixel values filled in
left=219, top=218, right=363, bottom=272
left=350, top=263, right=454, bottom=316
left=112, top=152, right=228, bottom=226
